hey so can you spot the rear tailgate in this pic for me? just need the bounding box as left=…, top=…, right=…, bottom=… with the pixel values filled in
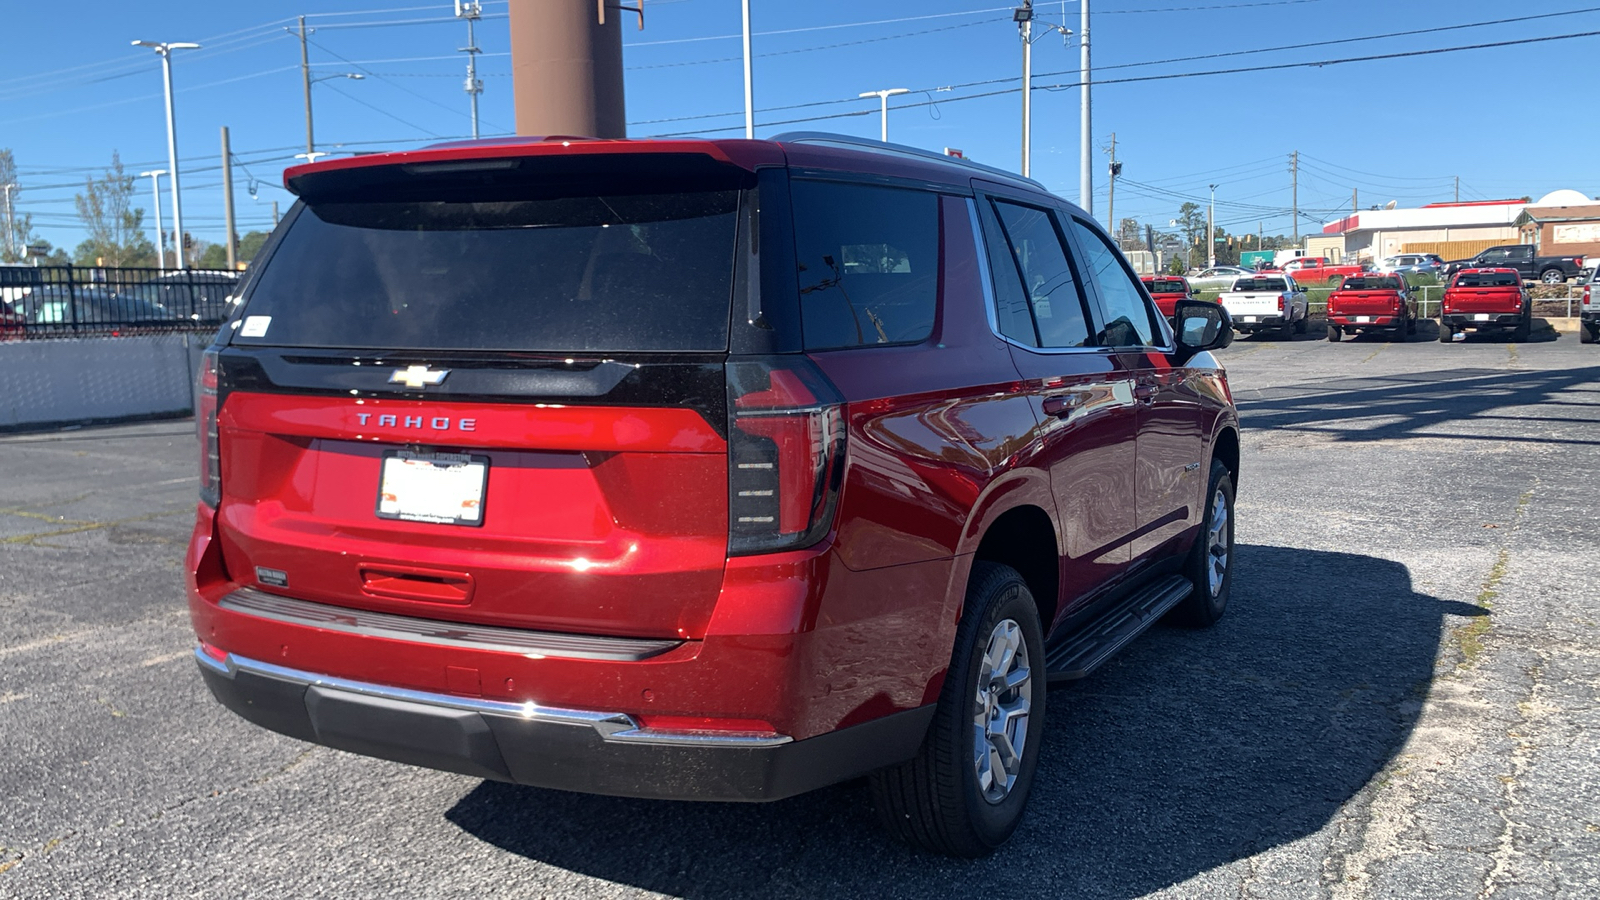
left=1330, top=291, right=1402, bottom=316
left=1219, top=291, right=1284, bottom=319
left=211, top=149, right=759, bottom=640
left=1445, top=287, right=1521, bottom=315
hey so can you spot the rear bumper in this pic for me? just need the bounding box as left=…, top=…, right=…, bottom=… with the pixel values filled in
left=1229, top=314, right=1286, bottom=330
left=1327, top=315, right=1401, bottom=328
left=1442, top=313, right=1521, bottom=329
left=197, top=647, right=933, bottom=801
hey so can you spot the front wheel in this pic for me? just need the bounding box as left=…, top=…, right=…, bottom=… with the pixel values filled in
left=871, top=562, right=1046, bottom=857
left=1176, top=460, right=1235, bottom=627
left=1581, top=322, right=1597, bottom=344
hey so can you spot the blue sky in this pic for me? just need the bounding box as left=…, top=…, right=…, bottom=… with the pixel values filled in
left=3, top=0, right=1596, bottom=253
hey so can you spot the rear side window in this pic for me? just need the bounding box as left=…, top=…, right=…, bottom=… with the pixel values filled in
left=1070, top=218, right=1158, bottom=348
left=234, top=191, right=740, bottom=352
left=991, top=200, right=1091, bottom=348
left=792, top=181, right=938, bottom=350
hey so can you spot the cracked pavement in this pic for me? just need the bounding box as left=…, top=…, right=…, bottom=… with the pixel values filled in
left=1, top=327, right=1597, bottom=898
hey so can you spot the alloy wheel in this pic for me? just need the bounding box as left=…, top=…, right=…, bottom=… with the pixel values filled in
left=1206, top=489, right=1231, bottom=597
left=972, top=618, right=1032, bottom=804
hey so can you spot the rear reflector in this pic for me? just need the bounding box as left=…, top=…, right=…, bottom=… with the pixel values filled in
left=725, top=357, right=846, bottom=555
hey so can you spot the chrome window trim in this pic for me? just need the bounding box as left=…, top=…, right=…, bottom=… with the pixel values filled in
left=195, top=647, right=792, bottom=748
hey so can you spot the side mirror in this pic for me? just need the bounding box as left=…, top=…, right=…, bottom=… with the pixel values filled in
left=1173, top=298, right=1232, bottom=362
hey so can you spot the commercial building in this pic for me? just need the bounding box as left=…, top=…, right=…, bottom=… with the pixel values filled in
left=1515, top=189, right=1600, bottom=261
left=1318, top=199, right=1526, bottom=262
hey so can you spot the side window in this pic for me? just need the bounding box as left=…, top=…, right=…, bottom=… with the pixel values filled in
left=991, top=200, right=1091, bottom=348
left=975, top=198, right=1040, bottom=346
left=791, top=180, right=939, bottom=350
left=1069, top=217, right=1160, bottom=348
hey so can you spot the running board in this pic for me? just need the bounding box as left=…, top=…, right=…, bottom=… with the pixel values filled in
left=1045, top=575, right=1193, bottom=682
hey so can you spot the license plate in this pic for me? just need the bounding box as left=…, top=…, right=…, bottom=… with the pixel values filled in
left=1243, top=316, right=1257, bottom=323
left=1355, top=316, right=1371, bottom=323
left=376, top=450, right=488, bottom=526
left=1474, top=313, right=1490, bottom=321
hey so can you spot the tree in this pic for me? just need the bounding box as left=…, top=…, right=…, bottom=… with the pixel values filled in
left=1114, top=217, right=1142, bottom=251
left=237, top=231, right=269, bottom=263
left=73, top=151, right=155, bottom=267
left=0, top=149, right=40, bottom=263
left=1175, top=202, right=1207, bottom=268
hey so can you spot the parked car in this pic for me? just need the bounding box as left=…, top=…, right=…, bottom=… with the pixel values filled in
left=1580, top=267, right=1597, bottom=344
left=0, top=299, right=24, bottom=341
left=1325, top=273, right=1416, bottom=342
left=1374, top=253, right=1445, bottom=279
left=1439, top=268, right=1531, bottom=342
left=1281, top=256, right=1367, bottom=285
left=135, top=270, right=242, bottom=323
left=1218, top=274, right=1309, bottom=338
left=25, top=287, right=176, bottom=333
left=1186, top=265, right=1255, bottom=292
left=1140, top=273, right=1200, bottom=322
left=186, top=132, right=1241, bottom=858
left=1443, top=244, right=1585, bottom=284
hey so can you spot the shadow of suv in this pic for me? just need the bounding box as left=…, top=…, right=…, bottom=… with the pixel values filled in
left=186, top=132, right=1238, bottom=857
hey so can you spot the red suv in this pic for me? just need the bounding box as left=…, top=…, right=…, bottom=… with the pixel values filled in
left=187, top=133, right=1239, bottom=857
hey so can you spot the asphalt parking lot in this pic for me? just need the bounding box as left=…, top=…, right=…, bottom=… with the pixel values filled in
left=2, top=326, right=1597, bottom=899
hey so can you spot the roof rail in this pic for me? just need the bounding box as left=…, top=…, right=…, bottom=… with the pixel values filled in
left=769, top=131, right=1047, bottom=191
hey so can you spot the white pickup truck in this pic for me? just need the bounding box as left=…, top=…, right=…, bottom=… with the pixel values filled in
left=1218, top=275, right=1309, bottom=339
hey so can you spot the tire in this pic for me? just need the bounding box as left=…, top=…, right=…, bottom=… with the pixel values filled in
left=1407, top=315, right=1418, bottom=335
left=1294, top=311, right=1308, bottom=334
left=1176, top=460, right=1235, bottom=627
left=1439, top=320, right=1454, bottom=343
left=1390, top=320, right=1407, bottom=343
left=1513, top=309, right=1531, bottom=342
left=1326, top=324, right=1341, bottom=342
left=870, top=562, right=1046, bottom=857
left=1280, top=317, right=1295, bottom=340
left=1582, top=323, right=1597, bottom=344
left=1539, top=268, right=1565, bottom=285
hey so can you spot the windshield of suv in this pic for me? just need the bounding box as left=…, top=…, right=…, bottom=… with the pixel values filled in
left=235, top=191, right=740, bottom=352
left=1231, top=278, right=1288, bottom=292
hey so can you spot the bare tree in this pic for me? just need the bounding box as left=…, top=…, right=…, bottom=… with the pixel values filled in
left=74, top=151, right=155, bottom=267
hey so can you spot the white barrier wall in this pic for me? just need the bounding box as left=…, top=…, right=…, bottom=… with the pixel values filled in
left=0, top=334, right=208, bottom=429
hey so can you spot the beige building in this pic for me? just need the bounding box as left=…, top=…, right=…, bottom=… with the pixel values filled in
left=1516, top=190, right=1600, bottom=262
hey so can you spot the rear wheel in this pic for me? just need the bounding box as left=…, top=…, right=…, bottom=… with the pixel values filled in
left=1582, top=322, right=1597, bottom=344
left=1513, top=310, right=1532, bottom=342
left=1326, top=324, right=1342, bottom=342
left=1439, top=320, right=1454, bottom=343
left=1176, top=460, right=1235, bottom=627
left=1540, top=268, right=1565, bottom=285
left=871, top=562, right=1046, bottom=858
left=1390, top=320, right=1408, bottom=343
left=1294, top=310, right=1308, bottom=334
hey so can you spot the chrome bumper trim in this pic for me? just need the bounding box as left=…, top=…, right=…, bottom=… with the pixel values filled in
left=194, top=647, right=792, bottom=748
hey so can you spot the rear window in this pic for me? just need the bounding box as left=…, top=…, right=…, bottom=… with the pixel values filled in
left=1338, top=276, right=1402, bottom=291
left=234, top=190, right=740, bottom=352
left=1230, top=278, right=1288, bottom=292
left=1456, top=272, right=1519, bottom=288
left=791, top=180, right=938, bottom=350
left=1145, top=279, right=1187, bottom=294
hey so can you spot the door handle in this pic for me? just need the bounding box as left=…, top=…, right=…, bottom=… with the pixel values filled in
left=1134, top=382, right=1158, bottom=404
left=1042, top=394, right=1083, bottom=418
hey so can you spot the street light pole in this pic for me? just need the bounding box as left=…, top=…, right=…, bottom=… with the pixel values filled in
left=1079, top=0, right=1092, bottom=215
left=138, top=170, right=167, bottom=272
left=741, top=0, right=754, bottom=139
left=858, top=88, right=910, bottom=142
left=133, top=40, right=200, bottom=269
left=1208, top=183, right=1217, bottom=268
left=1017, top=3, right=1032, bottom=177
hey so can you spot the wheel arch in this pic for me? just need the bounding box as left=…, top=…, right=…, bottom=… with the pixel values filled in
left=1212, top=423, right=1240, bottom=486
left=969, top=505, right=1059, bottom=636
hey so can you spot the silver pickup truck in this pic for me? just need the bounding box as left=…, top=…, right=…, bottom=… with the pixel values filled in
left=1218, top=275, right=1309, bottom=339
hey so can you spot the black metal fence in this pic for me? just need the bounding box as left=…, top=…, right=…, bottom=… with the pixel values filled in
left=0, top=265, right=241, bottom=340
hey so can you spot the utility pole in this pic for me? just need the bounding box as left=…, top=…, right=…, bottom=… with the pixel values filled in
left=298, top=17, right=314, bottom=156
left=1454, top=175, right=1460, bottom=203
left=2, top=183, right=14, bottom=261
left=456, top=0, right=484, bottom=139
left=1106, top=133, right=1120, bottom=236
left=741, top=0, right=754, bottom=138
left=1079, top=0, right=1092, bottom=215
left=1208, top=184, right=1217, bottom=268
left=1289, top=150, right=1299, bottom=244
left=1352, top=187, right=1358, bottom=213
left=221, top=127, right=237, bottom=270
left=1018, top=1, right=1033, bottom=177
left=271, top=202, right=280, bottom=228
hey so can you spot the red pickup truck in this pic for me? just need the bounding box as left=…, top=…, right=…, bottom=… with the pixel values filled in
left=1439, top=268, right=1530, bottom=342
left=1325, top=273, right=1416, bottom=343
left=1282, top=257, right=1367, bottom=285
left=1140, top=274, right=1195, bottom=321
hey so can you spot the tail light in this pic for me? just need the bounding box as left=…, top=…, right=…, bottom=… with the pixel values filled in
left=725, top=357, right=846, bottom=555
left=1585, top=285, right=1592, bottom=309
left=1277, top=295, right=1286, bottom=313
left=197, top=349, right=221, bottom=507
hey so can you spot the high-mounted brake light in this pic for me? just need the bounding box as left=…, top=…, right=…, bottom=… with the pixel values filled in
left=197, top=349, right=221, bottom=507
left=725, top=357, right=846, bottom=555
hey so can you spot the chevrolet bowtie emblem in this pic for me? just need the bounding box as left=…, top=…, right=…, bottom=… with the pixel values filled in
left=388, top=365, right=449, bottom=389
